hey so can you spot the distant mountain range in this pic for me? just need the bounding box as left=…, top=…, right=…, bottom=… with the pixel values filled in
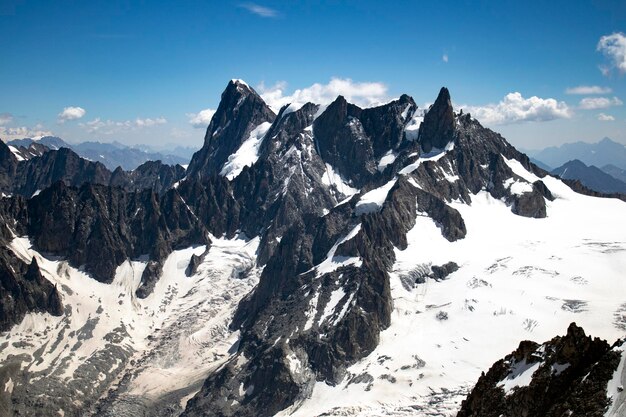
left=525, top=137, right=626, bottom=171
left=5, top=136, right=193, bottom=170
left=551, top=159, right=626, bottom=194
left=523, top=138, right=626, bottom=195
left=602, top=164, right=626, bottom=183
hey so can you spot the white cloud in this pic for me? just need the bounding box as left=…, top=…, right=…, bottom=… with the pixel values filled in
left=257, top=78, right=389, bottom=112
left=461, top=92, right=572, bottom=125
left=565, top=85, right=612, bottom=95
left=134, top=117, right=167, bottom=127
left=578, top=96, right=623, bottom=110
left=240, top=3, right=278, bottom=18
left=58, top=106, right=86, bottom=122
left=442, top=54, right=449, bottom=63
left=0, top=113, right=13, bottom=125
left=597, top=113, right=615, bottom=121
left=597, top=32, right=626, bottom=75
left=0, top=124, right=53, bottom=141
left=80, top=117, right=167, bottom=134
left=187, top=108, right=216, bottom=128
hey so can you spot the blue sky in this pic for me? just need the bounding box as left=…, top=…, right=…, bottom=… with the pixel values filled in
left=1, top=0, right=625, bottom=149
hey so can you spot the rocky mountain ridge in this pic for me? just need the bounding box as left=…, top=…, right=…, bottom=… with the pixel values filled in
left=6, top=136, right=189, bottom=170
left=0, top=141, right=187, bottom=197
left=0, top=79, right=624, bottom=417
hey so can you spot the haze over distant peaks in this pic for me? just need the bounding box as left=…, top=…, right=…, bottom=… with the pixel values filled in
left=527, top=137, right=626, bottom=171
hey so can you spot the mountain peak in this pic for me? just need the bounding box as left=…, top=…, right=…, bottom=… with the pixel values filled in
left=230, top=78, right=249, bottom=88
left=186, top=79, right=276, bottom=180
left=223, top=78, right=257, bottom=101
left=435, top=86, right=451, bottom=103
left=418, top=86, right=455, bottom=152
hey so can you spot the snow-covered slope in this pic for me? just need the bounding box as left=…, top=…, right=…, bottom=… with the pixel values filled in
left=276, top=170, right=626, bottom=416
left=0, top=234, right=261, bottom=416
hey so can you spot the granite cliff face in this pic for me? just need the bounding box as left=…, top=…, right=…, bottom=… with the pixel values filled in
left=0, top=80, right=623, bottom=417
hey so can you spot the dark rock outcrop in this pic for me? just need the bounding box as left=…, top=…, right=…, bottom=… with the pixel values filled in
left=313, top=94, right=417, bottom=187
left=0, top=181, right=210, bottom=296
left=13, top=147, right=111, bottom=197
left=457, top=323, right=623, bottom=417
left=0, top=140, right=18, bottom=192
left=430, top=261, right=459, bottom=280
left=0, top=145, right=187, bottom=197
left=110, top=160, right=186, bottom=195
left=4, top=141, right=50, bottom=161
left=0, top=249, right=63, bottom=332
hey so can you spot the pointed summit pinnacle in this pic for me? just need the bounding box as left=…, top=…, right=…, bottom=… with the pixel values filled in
left=418, top=87, right=455, bottom=153
left=185, top=79, right=276, bottom=181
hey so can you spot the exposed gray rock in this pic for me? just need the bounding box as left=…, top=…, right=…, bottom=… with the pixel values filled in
left=457, top=323, right=623, bottom=417
left=0, top=250, right=63, bottom=332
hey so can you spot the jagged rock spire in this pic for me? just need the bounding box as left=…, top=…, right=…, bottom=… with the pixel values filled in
left=418, top=86, right=455, bottom=153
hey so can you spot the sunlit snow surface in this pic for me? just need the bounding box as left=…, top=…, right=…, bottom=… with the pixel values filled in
left=277, top=174, right=626, bottom=416
left=220, top=122, right=273, bottom=180
left=1, top=234, right=260, bottom=413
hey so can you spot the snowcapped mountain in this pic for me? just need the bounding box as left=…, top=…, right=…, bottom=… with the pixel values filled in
left=0, top=79, right=624, bottom=417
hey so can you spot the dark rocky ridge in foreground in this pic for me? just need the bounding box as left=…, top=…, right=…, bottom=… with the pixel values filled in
left=457, top=323, right=624, bottom=417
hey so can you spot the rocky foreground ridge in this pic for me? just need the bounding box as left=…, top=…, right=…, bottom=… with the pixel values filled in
left=458, top=323, right=625, bottom=417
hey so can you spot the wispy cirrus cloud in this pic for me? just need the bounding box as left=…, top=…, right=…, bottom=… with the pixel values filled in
left=578, top=96, right=623, bottom=110
left=565, top=85, right=612, bottom=95
left=257, top=78, right=389, bottom=112
left=597, top=32, right=626, bottom=75
left=187, top=108, right=216, bottom=128
left=239, top=3, right=279, bottom=18
left=460, top=92, right=572, bottom=125
left=58, top=106, right=86, bottom=123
